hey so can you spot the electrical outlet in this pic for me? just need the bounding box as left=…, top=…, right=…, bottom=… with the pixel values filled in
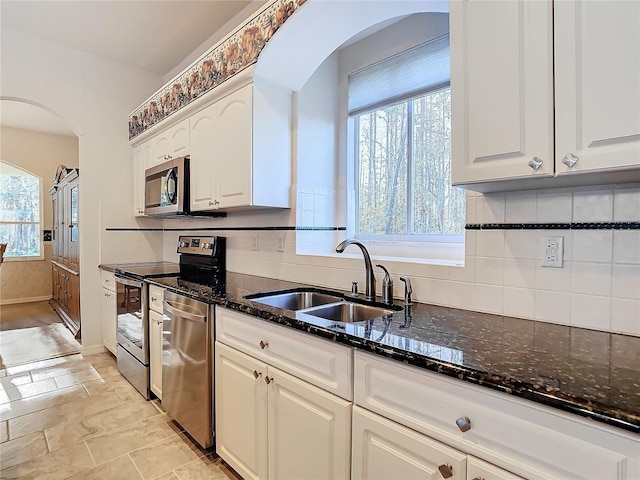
left=276, top=235, right=285, bottom=253
left=541, top=235, right=564, bottom=268
left=251, top=234, right=258, bottom=251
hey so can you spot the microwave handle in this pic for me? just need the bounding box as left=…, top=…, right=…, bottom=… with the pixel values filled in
left=165, top=167, right=178, bottom=204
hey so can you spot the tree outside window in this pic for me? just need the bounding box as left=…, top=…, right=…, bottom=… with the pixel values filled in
left=0, top=161, right=42, bottom=258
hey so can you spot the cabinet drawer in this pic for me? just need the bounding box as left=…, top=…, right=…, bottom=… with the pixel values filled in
left=148, top=285, right=165, bottom=314
left=101, top=270, right=116, bottom=292
left=216, top=307, right=353, bottom=400
left=468, top=456, right=524, bottom=480
left=354, top=351, right=637, bottom=480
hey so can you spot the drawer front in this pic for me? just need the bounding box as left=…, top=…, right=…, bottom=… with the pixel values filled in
left=467, top=456, right=524, bottom=480
left=101, top=270, right=116, bottom=292
left=216, top=307, right=353, bottom=400
left=148, top=285, right=164, bottom=313
left=354, top=351, right=634, bottom=480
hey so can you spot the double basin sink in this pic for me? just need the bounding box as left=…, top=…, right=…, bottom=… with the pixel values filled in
left=245, top=289, right=401, bottom=323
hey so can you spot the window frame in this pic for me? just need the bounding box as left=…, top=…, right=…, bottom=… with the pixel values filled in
left=0, top=162, right=45, bottom=261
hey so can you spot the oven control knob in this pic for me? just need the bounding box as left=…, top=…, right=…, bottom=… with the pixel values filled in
left=202, top=242, right=212, bottom=250
left=178, top=241, right=189, bottom=248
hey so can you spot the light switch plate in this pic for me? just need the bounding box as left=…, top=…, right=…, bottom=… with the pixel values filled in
left=541, top=235, right=564, bottom=268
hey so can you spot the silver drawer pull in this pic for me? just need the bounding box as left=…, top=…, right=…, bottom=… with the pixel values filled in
left=438, top=464, right=453, bottom=479
left=259, top=340, right=269, bottom=349
left=528, top=157, right=543, bottom=170
left=253, top=370, right=262, bottom=379
left=562, top=153, right=579, bottom=167
left=456, top=416, right=471, bottom=432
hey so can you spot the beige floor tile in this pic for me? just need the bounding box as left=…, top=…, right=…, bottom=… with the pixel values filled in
left=83, top=375, right=141, bottom=402
left=0, top=372, right=32, bottom=389
left=0, top=431, right=48, bottom=470
left=45, top=398, right=161, bottom=452
left=0, top=420, right=7, bottom=443
left=0, top=385, right=87, bottom=422
left=154, top=473, right=179, bottom=480
left=0, top=442, right=95, bottom=480
left=0, top=377, right=58, bottom=405
left=29, top=359, right=95, bottom=382
left=54, top=367, right=102, bottom=389
left=64, top=453, right=143, bottom=480
left=86, top=414, right=182, bottom=465
left=4, top=354, right=83, bottom=377
left=129, top=433, right=207, bottom=480
left=172, top=454, right=241, bottom=480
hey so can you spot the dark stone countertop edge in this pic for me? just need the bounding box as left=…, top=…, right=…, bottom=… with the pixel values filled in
left=146, top=276, right=640, bottom=435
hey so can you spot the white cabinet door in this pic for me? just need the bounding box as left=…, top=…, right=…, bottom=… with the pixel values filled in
left=190, top=102, right=219, bottom=211
left=267, top=366, right=351, bottom=480
left=554, top=0, right=640, bottom=175
left=101, top=288, right=117, bottom=355
left=133, top=142, right=153, bottom=216
left=467, top=457, right=524, bottom=480
left=215, top=85, right=252, bottom=209
left=451, top=0, right=554, bottom=185
left=352, top=406, right=467, bottom=480
left=149, top=310, right=163, bottom=399
left=215, top=342, right=268, bottom=480
left=152, top=119, right=190, bottom=166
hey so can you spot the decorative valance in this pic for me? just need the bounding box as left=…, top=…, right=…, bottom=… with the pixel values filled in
left=128, top=0, right=306, bottom=140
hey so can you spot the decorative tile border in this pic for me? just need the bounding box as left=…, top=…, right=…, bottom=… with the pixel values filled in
left=466, top=222, right=640, bottom=230
left=128, top=0, right=307, bottom=140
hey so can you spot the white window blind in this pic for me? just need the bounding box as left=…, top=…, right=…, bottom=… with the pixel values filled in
left=348, top=34, right=450, bottom=116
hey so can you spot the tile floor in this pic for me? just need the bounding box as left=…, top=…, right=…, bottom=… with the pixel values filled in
left=0, top=304, right=241, bottom=480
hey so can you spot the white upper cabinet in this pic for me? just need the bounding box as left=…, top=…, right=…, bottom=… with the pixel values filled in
left=189, top=81, right=291, bottom=212
left=451, top=0, right=640, bottom=191
left=133, top=142, right=153, bottom=216
left=554, top=0, right=640, bottom=175
left=151, top=119, right=190, bottom=167
left=451, top=0, right=554, bottom=185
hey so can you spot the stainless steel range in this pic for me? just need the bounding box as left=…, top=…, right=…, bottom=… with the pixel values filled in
left=162, top=236, right=225, bottom=449
left=114, top=262, right=180, bottom=399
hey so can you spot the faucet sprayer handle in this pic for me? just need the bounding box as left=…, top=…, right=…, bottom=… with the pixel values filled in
left=399, top=276, right=412, bottom=305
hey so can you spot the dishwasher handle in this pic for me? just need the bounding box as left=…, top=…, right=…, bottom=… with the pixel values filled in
left=163, top=300, right=207, bottom=323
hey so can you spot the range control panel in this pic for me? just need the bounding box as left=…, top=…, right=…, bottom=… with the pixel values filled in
left=177, top=236, right=224, bottom=256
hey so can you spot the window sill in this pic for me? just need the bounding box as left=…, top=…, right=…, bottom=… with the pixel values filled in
left=2, top=255, right=45, bottom=262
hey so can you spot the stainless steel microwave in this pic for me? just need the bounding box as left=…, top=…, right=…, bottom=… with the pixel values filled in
left=144, top=157, right=189, bottom=216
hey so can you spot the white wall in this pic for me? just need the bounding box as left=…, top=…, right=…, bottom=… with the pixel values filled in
left=1, top=27, right=164, bottom=352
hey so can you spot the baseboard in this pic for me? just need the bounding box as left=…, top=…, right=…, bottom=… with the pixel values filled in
left=0, top=295, right=52, bottom=305
left=81, top=344, right=108, bottom=356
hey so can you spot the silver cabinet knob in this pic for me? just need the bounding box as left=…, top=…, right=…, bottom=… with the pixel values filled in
left=562, top=153, right=579, bottom=167
left=528, top=157, right=543, bottom=170
left=456, top=416, right=471, bottom=432
left=264, top=376, right=273, bottom=384
left=253, top=370, right=262, bottom=379
left=438, top=464, right=453, bottom=479
left=259, top=340, right=269, bottom=350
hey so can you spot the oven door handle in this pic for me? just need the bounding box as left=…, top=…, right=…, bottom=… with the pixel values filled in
left=163, top=300, right=207, bottom=323
left=115, top=276, right=143, bottom=288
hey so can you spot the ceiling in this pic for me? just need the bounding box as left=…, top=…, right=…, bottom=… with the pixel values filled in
left=0, top=0, right=256, bottom=136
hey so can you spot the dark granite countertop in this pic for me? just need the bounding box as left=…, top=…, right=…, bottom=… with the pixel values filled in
left=147, top=272, right=640, bottom=434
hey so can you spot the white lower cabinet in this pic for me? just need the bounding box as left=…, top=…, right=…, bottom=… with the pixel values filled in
left=100, top=270, right=117, bottom=355
left=467, top=456, right=524, bottom=480
left=352, top=406, right=467, bottom=480
left=149, top=310, right=163, bottom=399
left=215, top=341, right=352, bottom=480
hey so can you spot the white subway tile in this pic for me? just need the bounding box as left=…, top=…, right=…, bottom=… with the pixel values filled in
left=613, top=186, right=640, bottom=222
left=503, top=259, right=536, bottom=288
left=475, top=257, right=504, bottom=286
left=504, top=230, right=538, bottom=259
left=535, top=260, right=572, bottom=292
left=612, top=264, right=640, bottom=299
left=612, top=231, right=640, bottom=264
left=472, top=284, right=504, bottom=315
left=503, top=287, right=535, bottom=319
left=476, top=194, right=505, bottom=223
left=464, top=230, right=477, bottom=257
left=570, top=295, right=611, bottom=330
left=476, top=230, right=505, bottom=258
left=611, top=298, right=640, bottom=335
left=505, top=194, right=537, bottom=223
left=466, top=196, right=477, bottom=224
left=571, top=262, right=612, bottom=296
left=448, top=281, right=475, bottom=310
left=572, top=231, right=612, bottom=263
left=535, top=290, right=571, bottom=324
left=413, top=277, right=450, bottom=306
left=449, top=260, right=475, bottom=282
left=536, top=191, right=572, bottom=223
left=572, top=189, right=613, bottom=222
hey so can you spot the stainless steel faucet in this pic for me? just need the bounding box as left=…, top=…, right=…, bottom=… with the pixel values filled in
left=335, top=239, right=376, bottom=301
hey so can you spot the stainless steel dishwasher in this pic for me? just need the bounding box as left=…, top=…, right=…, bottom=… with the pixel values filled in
left=162, top=289, right=214, bottom=448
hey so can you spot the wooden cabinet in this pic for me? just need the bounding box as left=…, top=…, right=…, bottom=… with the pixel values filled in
left=148, top=284, right=165, bottom=399
left=189, top=82, right=291, bottom=212
left=451, top=0, right=640, bottom=191
left=50, top=168, right=80, bottom=338
left=101, top=270, right=117, bottom=355
left=215, top=307, right=352, bottom=480
left=151, top=118, right=189, bottom=167
left=215, top=341, right=351, bottom=480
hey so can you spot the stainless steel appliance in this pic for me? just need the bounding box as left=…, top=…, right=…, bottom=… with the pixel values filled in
left=162, top=235, right=225, bottom=449
left=144, top=157, right=188, bottom=216
left=115, top=262, right=180, bottom=399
